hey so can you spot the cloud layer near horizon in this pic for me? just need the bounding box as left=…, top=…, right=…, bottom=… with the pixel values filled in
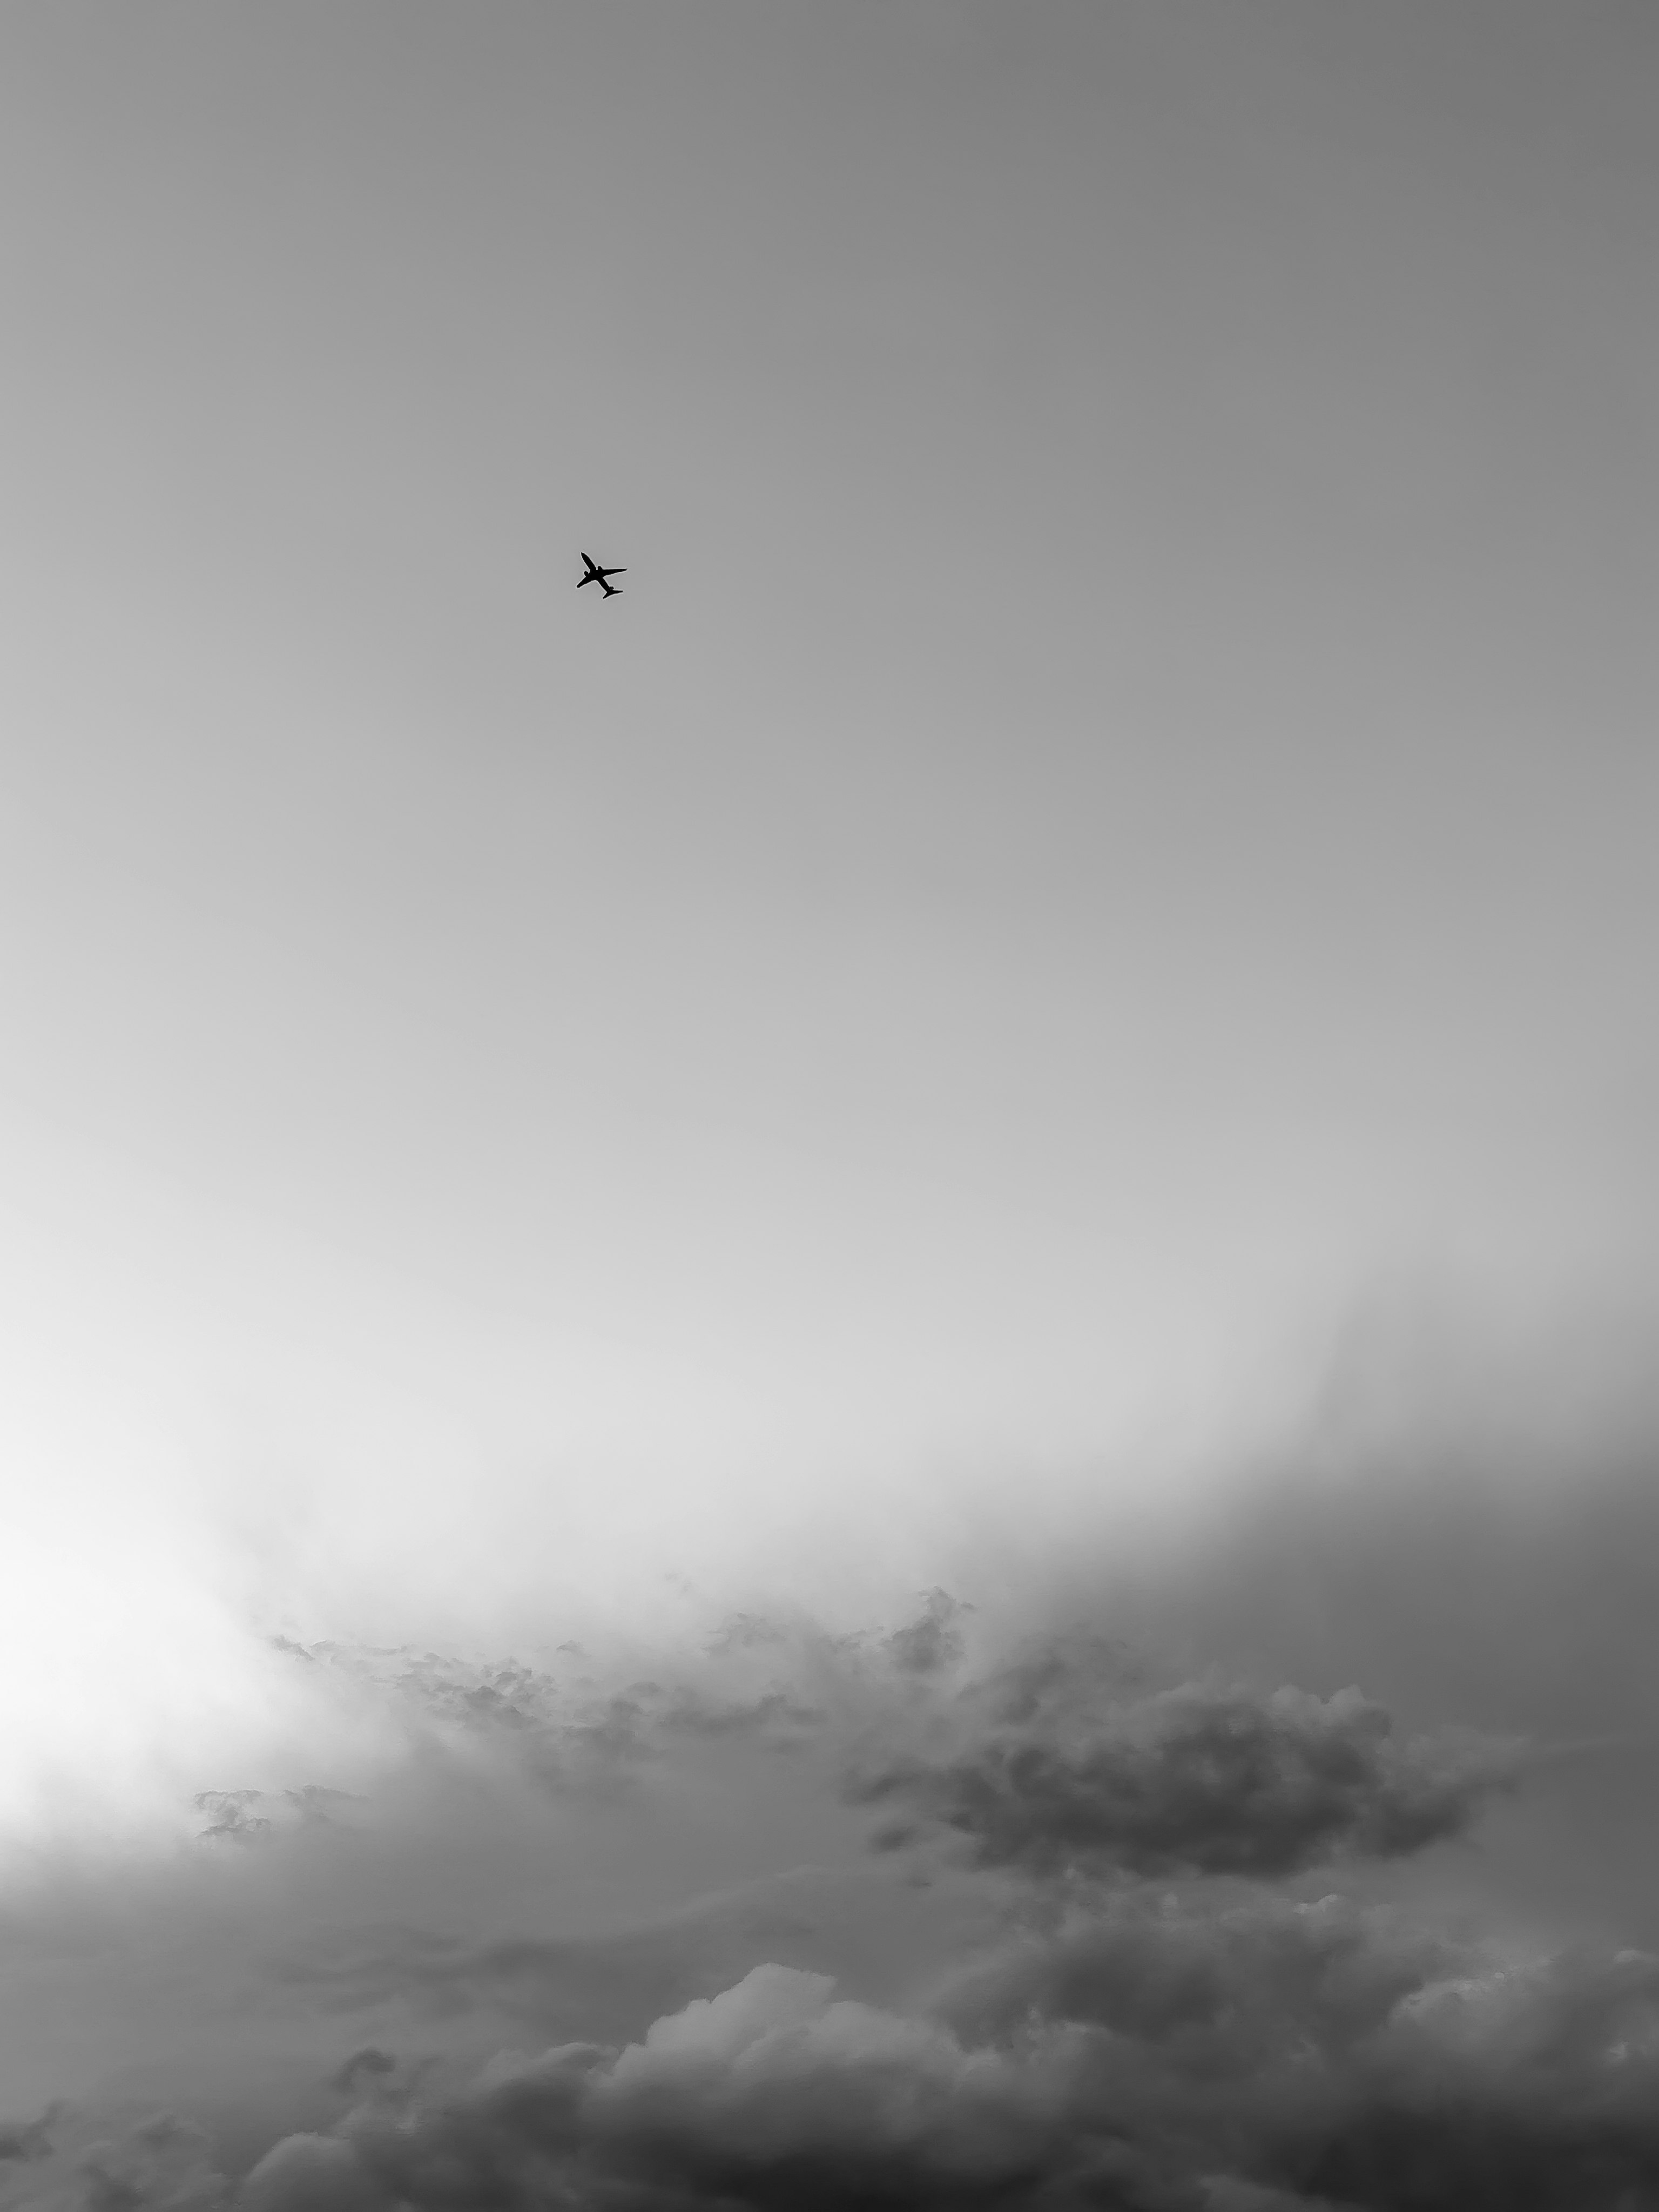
left=4, top=1395, right=1659, bottom=2212
left=217, top=1911, right=1659, bottom=2212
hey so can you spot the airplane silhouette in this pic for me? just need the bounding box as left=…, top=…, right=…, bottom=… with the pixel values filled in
left=577, top=552, right=625, bottom=598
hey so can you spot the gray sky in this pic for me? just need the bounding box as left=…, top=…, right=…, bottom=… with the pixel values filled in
left=4, top=1, right=1653, bottom=1467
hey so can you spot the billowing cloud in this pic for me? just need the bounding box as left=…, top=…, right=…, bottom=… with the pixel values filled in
left=233, top=1960, right=1135, bottom=2212
left=846, top=1641, right=1515, bottom=1880
left=176, top=1910, right=1659, bottom=2212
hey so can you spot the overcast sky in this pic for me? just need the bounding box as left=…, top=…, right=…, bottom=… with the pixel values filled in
left=0, top=9, right=1656, bottom=2204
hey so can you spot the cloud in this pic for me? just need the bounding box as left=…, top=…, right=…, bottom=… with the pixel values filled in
left=846, top=1638, right=1516, bottom=1880
left=235, top=1963, right=1077, bottom=2212
left=0, top=2109, right=59, bottom=2164
left=201, top=1913, right=1659, bottom=2212
left=4, top=1322, right=1659, bottom=2212
left=0, top=1700, right=1639, bottom=2210
left=882, top=1590, right=974, bottom=1680
left=0, top=2110, right=232, bottom=2212
left=269, top=1603, right=1511, bottom=1895
left=262, top=1633, right=833, bottom=1783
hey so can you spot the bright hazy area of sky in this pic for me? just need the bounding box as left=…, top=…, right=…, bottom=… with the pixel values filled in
left=0, top=3, right=1654, bottom=1699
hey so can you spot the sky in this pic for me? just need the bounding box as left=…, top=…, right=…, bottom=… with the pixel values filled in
left=0, top=6, right=1656, bottom=2208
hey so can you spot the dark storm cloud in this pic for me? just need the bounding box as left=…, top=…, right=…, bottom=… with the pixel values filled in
left=929, top=1889, right=1659, bottom=2210
left=846, top=1645, right=1515, bottom=1880
left=233, top=1960, right=1157, bottom=2212
left=188, top=1908, right=1659, bottom=2212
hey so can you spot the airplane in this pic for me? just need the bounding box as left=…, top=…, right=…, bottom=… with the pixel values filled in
left=577, top=552, right=625, bottom=598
